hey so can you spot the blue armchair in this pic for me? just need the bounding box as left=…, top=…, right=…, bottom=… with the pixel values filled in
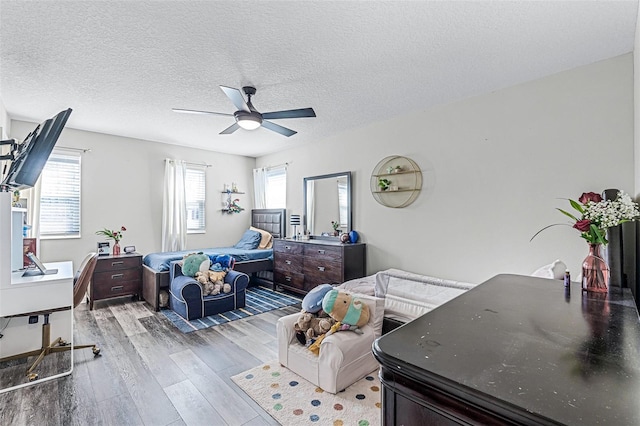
left=168, top=261, right=250, bottom=321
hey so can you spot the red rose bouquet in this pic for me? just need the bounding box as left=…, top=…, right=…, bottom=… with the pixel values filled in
left=96, top=226, right=127, bottom=242
left=532, top=191, right=639, bottom=244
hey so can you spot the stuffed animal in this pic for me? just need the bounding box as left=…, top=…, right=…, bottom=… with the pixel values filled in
left=182, top=253, right=211, bottom=277
left=194, top=272, right=217, bottom=295
left=308, top=321, right=343, bottom=355
left=302, top=283, right=334, bottom=314
left=294, top=312, right=336, bottom=344
left=322, top=289, right=370, bottom=328
left=207, top=270, right=231, bottom=293
left=194, top=272, right=208, bottom=284
left=209, top=254, right=235, bottom=271
left=158, top=290, right=169, bottom=308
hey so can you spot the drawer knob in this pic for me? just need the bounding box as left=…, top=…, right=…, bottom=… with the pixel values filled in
left=111, top=261, right=124, bottom=266
left=111, top=285, right=124, bottom=292
left=285, top=276, right=292, bottom=282
left=111, top=273, right=124, bottom=280
left=318, top=250, right=325, bottom=254
left=285, top=245, right=291, bottom=250
left=317, top=266, right=325, bottom=272
left=285, top=260, right=291, bottom=265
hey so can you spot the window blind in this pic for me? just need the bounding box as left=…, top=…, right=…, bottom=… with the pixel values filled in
left=185, top=166, right=206, bottom=232
left=40, top=152, right=81, bottom=238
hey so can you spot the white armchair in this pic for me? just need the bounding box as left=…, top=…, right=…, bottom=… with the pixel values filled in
left=277, top=293, right=385, bottom=394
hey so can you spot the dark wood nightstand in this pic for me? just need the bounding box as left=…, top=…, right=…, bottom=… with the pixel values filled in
left=90, top=253, right=142, bottom=309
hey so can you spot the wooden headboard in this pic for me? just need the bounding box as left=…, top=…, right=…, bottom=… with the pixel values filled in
left=252, top=209, right=286, bottom=239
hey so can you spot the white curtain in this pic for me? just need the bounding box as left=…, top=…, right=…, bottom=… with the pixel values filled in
left=253, top=167, right=267, bottom=209
left=162, top=159, right=187, bottom=251
left=306, top=180, right=315, bottom=236
left=25, top=178, right=41, bottom=239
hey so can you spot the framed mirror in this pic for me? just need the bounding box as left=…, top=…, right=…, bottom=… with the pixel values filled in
left=303, top=171, right=351, bottom=239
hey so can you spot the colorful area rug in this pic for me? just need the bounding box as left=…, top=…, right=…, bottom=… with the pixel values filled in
left=232, top=361, right=380, bottom=426
left=161, top=286, right=301, bottom=333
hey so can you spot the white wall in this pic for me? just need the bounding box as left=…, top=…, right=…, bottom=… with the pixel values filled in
left=258, top=54, right=634, bottom=284
left=0, top=99, right=9, bottom=140
left=8, top=122, right=257, bottom=270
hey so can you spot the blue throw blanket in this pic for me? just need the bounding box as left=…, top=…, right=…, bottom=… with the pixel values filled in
left=143, top=247, right=273, bottom=272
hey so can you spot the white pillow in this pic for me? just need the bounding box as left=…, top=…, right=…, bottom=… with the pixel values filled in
left=531, top=259, right=567, bottom=280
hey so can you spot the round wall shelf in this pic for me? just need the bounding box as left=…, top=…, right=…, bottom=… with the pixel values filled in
left=370, top=155, right=422, bottom=208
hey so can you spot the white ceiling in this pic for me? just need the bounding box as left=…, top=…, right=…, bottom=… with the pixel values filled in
left=1, top=1, right=638, bottom=158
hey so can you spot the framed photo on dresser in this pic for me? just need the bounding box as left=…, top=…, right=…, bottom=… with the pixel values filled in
left=97, top=241, right=110, bottom=256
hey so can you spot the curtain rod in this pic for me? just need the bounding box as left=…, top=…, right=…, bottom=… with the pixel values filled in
left=164, top=158, right=212, bottom=168
left=56, top=146, right=91, bottom=153
left=256, top=161, right=290, bottom=171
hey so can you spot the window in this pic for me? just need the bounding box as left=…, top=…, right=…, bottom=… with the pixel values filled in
left=265, top=165, right=287, bottom=208
left=185, top=166, right=206, bottom=233
left=39, top=151, right=81, bottom=238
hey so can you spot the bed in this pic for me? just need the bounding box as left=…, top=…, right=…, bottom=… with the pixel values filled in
left=141, top=208, right=286, bottom=311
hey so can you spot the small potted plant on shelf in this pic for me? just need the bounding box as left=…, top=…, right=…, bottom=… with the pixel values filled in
left=378, top=177, right=391, bottom=191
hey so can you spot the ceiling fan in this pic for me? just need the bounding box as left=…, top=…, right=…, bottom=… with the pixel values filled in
left=172, top=86, right=316, bottom=137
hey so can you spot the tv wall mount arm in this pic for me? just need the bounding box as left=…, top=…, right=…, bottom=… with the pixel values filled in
left=0, top=139, right=17, bottom=161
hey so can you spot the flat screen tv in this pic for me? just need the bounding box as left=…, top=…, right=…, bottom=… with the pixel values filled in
left=1, top=108, right=72, bottom=191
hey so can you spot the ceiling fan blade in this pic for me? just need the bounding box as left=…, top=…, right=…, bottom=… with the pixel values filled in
left=220, top=86, right=250, bottom=112
left=172, top=108, right=233, bottom=117
left=261, top=120, right=297, bottom=137
left=262, top=108, right=316, bottom=120
left=220, top=122, right=241, bottom=135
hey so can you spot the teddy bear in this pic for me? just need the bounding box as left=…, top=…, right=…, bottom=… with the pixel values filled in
left=194, top=271, right=220, bottom=295
left=207, top=270, right=231, bottom=293
left=294, top=311, right=336, bottom=345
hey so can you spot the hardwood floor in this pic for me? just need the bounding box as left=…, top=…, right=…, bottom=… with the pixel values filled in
left=0, top=295, right=301, bottom=426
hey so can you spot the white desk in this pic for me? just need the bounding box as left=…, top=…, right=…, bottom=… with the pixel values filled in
left=0, top=261, right=74, bottom=393
left=1, top=261, right=73, bottom=316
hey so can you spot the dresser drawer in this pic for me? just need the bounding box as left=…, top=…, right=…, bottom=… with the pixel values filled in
left=274, top=271, right=305, bottom=290
left=303, top=244, right=342, bottom=262
left=94, top=268, right=141, bottom=285
left=273, top=240, right=304, bottom=255
left=303, top=257, right=342, bottom=285
left=95, top=255, right=141, bottom=272
left=274, top=254, right=303, bottom=273
left=92, top=279, right=141, bottom=299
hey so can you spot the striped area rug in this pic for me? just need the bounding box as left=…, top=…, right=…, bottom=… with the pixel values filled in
left=161, top=286, right=301, bottom=333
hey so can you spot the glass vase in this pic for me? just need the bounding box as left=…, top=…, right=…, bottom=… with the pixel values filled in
left=112, top=241, right=121, bottom=256
left=582, top=243, right=609, bottom=293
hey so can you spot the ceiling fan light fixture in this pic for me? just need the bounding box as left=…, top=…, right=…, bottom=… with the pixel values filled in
left=235, top=111, right=262, bottom=130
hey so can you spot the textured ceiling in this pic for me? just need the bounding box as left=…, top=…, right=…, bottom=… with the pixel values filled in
left=0, top=1, right=637, bottom=157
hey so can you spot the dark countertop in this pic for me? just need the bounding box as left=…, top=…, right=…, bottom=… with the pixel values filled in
left=373, top=274, right=640, bottom=425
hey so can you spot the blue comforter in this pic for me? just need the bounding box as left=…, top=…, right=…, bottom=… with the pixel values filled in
left=143, top=247, right=273, bottom=272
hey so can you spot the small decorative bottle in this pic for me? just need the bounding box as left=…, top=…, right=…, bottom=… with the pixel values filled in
left=564, top=269, right=571, bottom=303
